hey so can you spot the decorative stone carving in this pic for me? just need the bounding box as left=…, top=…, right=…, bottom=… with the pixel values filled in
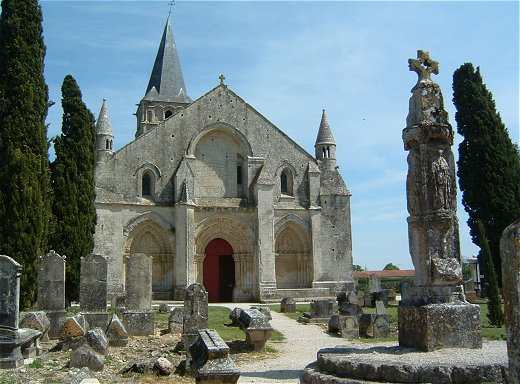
left=38, top=250, right=66, bottom=339
left=399, top=50, right=481, bottom=351
left=501, top=219, right=520, bottom=383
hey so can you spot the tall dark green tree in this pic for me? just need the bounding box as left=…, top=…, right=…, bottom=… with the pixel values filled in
left=50, top=75, right=96, bottom=303
left=476, top=221, right=503, bottom=327
left=0, top=0, right=50, bottom=308
left=453, top=63, right=520, bottom=284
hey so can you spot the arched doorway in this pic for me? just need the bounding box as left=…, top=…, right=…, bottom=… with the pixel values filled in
left=203, top=238, right=235, bottom=302
left=275, top=222, right=312, bottom=289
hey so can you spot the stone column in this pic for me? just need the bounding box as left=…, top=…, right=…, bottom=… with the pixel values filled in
left=38, top=250, right=66, bottom=339
left=80, top=254, right=110, bottom=329
left=194, top=254, right=204, bottom=284
left=255, top=181, right=277, bottom=301
left=501, top=219, right=520, bottom=383
left=398, top=50, right=481, bottom=351
left=174, top=201, right=195, bottom=300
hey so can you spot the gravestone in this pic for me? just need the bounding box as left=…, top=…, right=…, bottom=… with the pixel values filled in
left=337, top=291, right=361, bottom=317
left=122, top=253, right=154, bottom=336
left=375, top=300, right=386, bottom=316
left=280, top=297, right=296, bottom=313
left=501, top=220, right=520, bottom=383
left=168, top=307, right=184, bottom=333
left=183, top=283, right=208, bottom=371
left=38, top=250, right=66, bottom=339
left=369, top=274, right=381, bottom=293
left=0, top=255, right=42, bottom=368
left=80, top=254, right=110, bottom=329
left=398, top=51, right=481, bottom=351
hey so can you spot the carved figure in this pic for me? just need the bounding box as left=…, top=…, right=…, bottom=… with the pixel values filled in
left=431, top=150, right=451, bottom=210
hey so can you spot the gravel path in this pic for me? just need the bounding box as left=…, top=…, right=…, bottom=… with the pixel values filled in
left=217, top=303, right=363, bottom=384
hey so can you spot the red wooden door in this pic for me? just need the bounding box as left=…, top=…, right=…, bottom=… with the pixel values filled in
left=203, top=239, right=234, bottom=302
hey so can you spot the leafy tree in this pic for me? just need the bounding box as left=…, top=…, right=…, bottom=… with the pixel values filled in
left=353, top=264, right=364, bottom=272
left=477, top=221, right=503, bottom=327
left=383, top=263, right=399, bottom=271
left=0, top=0, right=50, bottom=308
left=50, top=75, right=96, bottom=303
left=453, top=63, right=520, bottom=285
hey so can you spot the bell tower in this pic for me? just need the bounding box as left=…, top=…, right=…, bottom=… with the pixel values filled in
left=136, top=16, right=191, bottom=137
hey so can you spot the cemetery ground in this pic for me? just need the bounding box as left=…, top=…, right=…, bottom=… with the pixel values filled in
left=0, top=300, right=505, bottom=384
left=0, top=305, right=284, bottom=384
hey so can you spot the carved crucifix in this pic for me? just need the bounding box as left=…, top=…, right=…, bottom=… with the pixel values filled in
left=408, top=50, right=439, bottom=83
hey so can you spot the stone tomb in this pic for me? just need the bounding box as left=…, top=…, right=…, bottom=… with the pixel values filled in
left=0, top=255, right=42, bottom=369
left=234, top=308, right=273, bottom=351
left=299, top=299, right=335, bottom=323
left=38, top=250, right=66, bottom=339
left=190, top=329, right=240, bottom=384
left=80, top=254, right=110, bottom=329
left=280, top=297, right=296, bottom=313
left=122, top=253, right=154, bottom=336
left=183, top=283, right=208, bottom=371
left=501, top=219, right=520, bottom=383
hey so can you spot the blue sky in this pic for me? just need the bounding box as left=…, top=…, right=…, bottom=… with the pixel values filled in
left=41, top=1, right=519, bottom=270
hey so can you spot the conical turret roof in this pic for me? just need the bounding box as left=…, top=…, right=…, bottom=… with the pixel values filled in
left=144, top=16, right=191, bottom=103
left=96, top=99, right=112, bottom=136
left=315, top=109, right=335, bottom=145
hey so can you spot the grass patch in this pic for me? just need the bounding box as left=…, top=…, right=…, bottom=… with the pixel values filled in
left=479, top=303, right=506, bottom=340
left=208, top=306, right=285, bottom=342
left=28, top=358, right=43, bottom=369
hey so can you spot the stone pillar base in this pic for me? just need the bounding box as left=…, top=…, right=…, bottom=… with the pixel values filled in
left=398, top=303, right=482, bottom=351
left=81, top=312, right=110, bottom=330
left=258, top=282, right=277, bottom=302
left=46, top=310, right=66, bottom=339
left=122, top=311, right=154, bottom=336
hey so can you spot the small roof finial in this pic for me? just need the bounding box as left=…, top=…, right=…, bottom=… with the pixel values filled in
left=219, top=74, right=226, bottom=85
left=168, top=0, right=175, bottom=18
left=408, top=50, right=439, bottom=84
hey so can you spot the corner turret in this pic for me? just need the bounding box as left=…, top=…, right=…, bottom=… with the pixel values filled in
left=315, top=109, right=336, bottom=170
left=95, top=99, right=114, bottom=162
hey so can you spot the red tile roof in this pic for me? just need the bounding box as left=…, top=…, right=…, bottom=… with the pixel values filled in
left=353, top=270, right=415, bottom=279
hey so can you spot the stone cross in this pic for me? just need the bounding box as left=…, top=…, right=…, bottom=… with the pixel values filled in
left=500, top=219, right=520, bottom=383
left=219, top=73, right=225, bottom=85
left=79, top=254, right=108, bottom=312
left=38, top=250, right=66, bottom=312
left=125, top=253, right=152, bottom=311
left=408, top=50, right=439, bottom=84
left=0, top=255, right=22, bottom=332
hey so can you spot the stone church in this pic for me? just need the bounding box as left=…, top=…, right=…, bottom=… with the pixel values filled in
left=93, top=16, right=353, bottom=302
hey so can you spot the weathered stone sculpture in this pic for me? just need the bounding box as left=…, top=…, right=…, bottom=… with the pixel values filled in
left=122, top=253, right=154, bottom=336
left=183, top=283, right=208, bottom=370
left=399, top=50, right=481, bottom=351
left=0, top=256, right=42, bottom=368
left=501, top=219, right=520, bottom=383
left=80, top=254, right=110, bottom=329
left=38, top=250, right=66, bottom=339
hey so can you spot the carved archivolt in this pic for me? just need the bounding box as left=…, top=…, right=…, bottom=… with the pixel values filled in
left=195, top=215, right=253, bottom=256
left=274, top=214, right=311, bottom=240
left=186, top=122, right=253, bottom=157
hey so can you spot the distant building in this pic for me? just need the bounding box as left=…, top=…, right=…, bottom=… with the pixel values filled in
left=93, top=16, right=353, bottom=302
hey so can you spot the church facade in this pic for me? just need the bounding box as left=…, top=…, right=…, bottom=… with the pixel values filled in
left=93, top=17, right=354, bottom=302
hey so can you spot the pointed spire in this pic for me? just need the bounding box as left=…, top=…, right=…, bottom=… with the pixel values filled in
left=96, top=99, right=112, bottom=136
left=315, top=109, right=335, bottom=145
left=144, top=16, right=191, bottom=103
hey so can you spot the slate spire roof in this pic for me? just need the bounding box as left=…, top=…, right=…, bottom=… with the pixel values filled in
left=315, top=109, right=335, bottom=145
left=96, top=99, right=113, bottom=136
left=144, top=16, right=191, bottom=103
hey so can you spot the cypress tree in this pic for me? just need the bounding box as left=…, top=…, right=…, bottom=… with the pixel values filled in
left=452, top=63, right=520, bottom=285
left=50, top=75, right=96, bottom=303
left=0, top=0, right=50, bottom=308
left=476, top=221, right=503, bottom=327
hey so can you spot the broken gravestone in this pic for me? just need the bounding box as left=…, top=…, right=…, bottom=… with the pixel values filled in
left=80, top=254, right=110, bottom=329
